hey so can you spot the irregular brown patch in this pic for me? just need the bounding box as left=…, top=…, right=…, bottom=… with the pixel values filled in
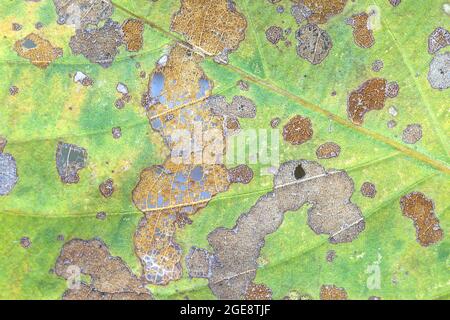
left=428, top=27, right=450, bottom=54
left=99, top=178, right=114, bottom=198
left=121, top=19, right=144, bottom=52
left=320, top=284, right=348, bottom=300
left=171, top=0, right=247, bottom=62
left=14, top=33, right=63, bottom=68
left=316, top=142, right=341, bottom=159
left=347, top=78, right=394, bottom=125
left=228, top=165, right=254, bottom=184
left=190, top=160, right=364, bottom=299
left=400, top=192, right=443, bottom=246
left=283, top=115, right=313, bottom=145
left=346, top=13, right=375, bottom=49
left=301, top=0, right=348, bottom=24
left=245, top=283, right=272, bottom=300
left=360, top=181, right=377, bottom=198
left=55, top=239, right=153, bottom=300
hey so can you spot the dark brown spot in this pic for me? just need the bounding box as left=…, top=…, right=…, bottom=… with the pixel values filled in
left=316, top=142, right=341, bottom=159
left=360, top=181, right=377, bottom=198
left=99, top=179, right=114, bottom=198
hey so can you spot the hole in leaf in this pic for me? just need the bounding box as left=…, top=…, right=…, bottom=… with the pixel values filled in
left=294, top=164, right=306, bottom=180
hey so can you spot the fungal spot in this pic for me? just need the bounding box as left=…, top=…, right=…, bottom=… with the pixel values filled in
left=20, top=237, right=31, bottom=249
left=112, top=127, right=122, bottom=139
left=9, top=86, right=19, bottom=96
left=54, top=239, right=153, bottom=300
left=99, top=178, right=114, bottom=198
left=270, top=117, right=281, bottom=128
left=69, top=19, right=123, bottom=68
left=316, top=142, right=341, bottom=159
left=320, top=285, right=348, bottom=300
left=387, top=119, right=397, bottom=129
left=12, top=23, right=22, bottom=31
left=55, top=142, right=87, bottom=184
left=360, top=181, right=377, bottom=198
left=389, top=0, right=401, bottom=7
left=326, top=250, right=336, bottom=262
left=402, top=124, right=422, bottom=144
left=283, top=115, right=313, bottom=145
left=372, top=59, right=384, bottom=72
left=400, top=192, right=443, bottom=247
left=346, top=12, right=375, bottom=48
left=96, top=211, right=107, bottom=220
left=428, top=27, right=450, bottom=54
left=14, top=33, right=63, bottom=68
left=295, top=23, right=332, bottom=65
left=428, top=52, right=450, bottom=90
left=237, top=80, right=249, bottom=91
left=228, top=164, right=254, bottom=184
left=171, top=0, right=247, bottom=63
left=73, top=71, right=93, bottom=86
left=265, top=25, right=284, bottom=45
left=291, top=3, right=312, bottom=25
left=185, top=247, right=213, bottom=279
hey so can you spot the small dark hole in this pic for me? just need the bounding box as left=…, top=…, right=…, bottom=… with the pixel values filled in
left=294, top=164, right=306, bottom=180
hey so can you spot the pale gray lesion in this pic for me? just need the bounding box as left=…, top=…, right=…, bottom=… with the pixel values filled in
left=0, top=150, right=18, bottom=196
left=295, top=23, right=332, bottom=65
left=53, top=0, right=114, bottom=28
left=187, top=160, right=365, bottom=299
left=428, top=52, right=450, bottom=90
left=56, top=141, right=87, bottom=184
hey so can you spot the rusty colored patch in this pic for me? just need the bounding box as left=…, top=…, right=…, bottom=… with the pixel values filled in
left=320, top=285, right=348, bottom=300
left=228, top=165, right=254, bottom=184
left=245, top=283, right=272, bottom=300
left=347, top=78, right=389, bottom=125
left=283, top=115, right=313, bottom=145
left=171, top=0, right=247, bottom=61
left=99, top=178, right=114, bottom=198
left=346, top=13, right=375, bottom=48
left=14, top=33, right=63, bottom=69
left=122, top=19, right=144, bottom=52
left=316, top=142, right=341, bottom=159
left=301, top=0, right=348, bottom=24
left=400, top=192, right=443, bottom=247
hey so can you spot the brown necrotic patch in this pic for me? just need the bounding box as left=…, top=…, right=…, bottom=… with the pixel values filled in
left=316, top=142, right=341, bottom=159
left=245, top=283, right=272, bottom=300
left=99, top=178, right=114, bottom=198
left=300, top=0, right=348, bottom=24
left=347, top=78, right=398, bottom=125
left=171, top=0, right=247, bottom=61
left=320, top=285, right=348, bottom=300
left=400, top=192, right=443, bottom=247
left=133, top=43, right=257, bottom=285
left=55, top=239, right=153, bottom=300
left=14, top=33, right=63, bottom=69
left=188, top=160, right=364, bottom=299
left=283, top=115, right=313, bottom=145
left=122, top=19, right=144, bottom=52
left=346, top=12, right=375, bottom=49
